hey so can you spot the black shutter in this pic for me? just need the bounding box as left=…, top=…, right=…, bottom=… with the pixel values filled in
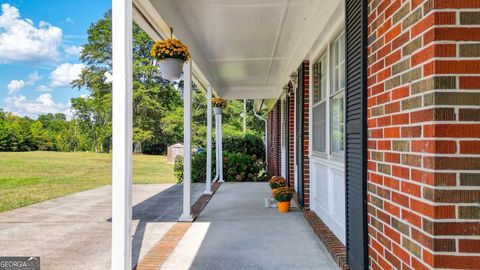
left=296, top=63, right=305, bottom=207
left=276, top=102, right=282, bottom=176
left=286, top=95, right=290, bottom=185
left=345, top=0, right=368, bottom=269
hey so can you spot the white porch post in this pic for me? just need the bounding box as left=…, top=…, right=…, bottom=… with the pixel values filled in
left=205, top=84, right=212, bottom=194
left=111, top=0, right=132, bottom=269
left=179, top=60, right=193, bottom=222
left=214, top=114, right=220, bottom=180
left=218, top=112, right=224, bottom=182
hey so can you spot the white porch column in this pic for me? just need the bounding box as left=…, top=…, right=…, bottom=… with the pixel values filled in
left=218, top=113, right=224, bottom=182
left=214, top=114, right=220, bottom=181
left=111, top=0, right=132, bottom=269
left=205, top=84, right=212, bottom=194
left=179, top=60, right=193, bottom=222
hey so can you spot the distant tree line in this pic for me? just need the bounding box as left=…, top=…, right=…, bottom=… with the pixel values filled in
left=0, top=11, right=265, bottom=154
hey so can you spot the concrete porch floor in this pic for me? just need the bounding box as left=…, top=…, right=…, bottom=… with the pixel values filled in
left=0, top=183, right=204, bottom=270
left=161, top=182, right=339, bottom=270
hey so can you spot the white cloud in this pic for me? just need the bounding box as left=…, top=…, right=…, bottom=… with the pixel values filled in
left=103, top=71, right=113, bottom=84
left=7, top=80, right=25, bottom=94
left=0, top=4, right=63, bottom=63
left=64, top=45, right=83, bottom=56
left=26, top=71, right=42, bottom=85
left=36, top=85, right=51, bottom=92
left=3, top=93, right=70, bottom=118
left=49, top=63, right=84, bottom=87
left=65, top=17, right=74, bottom=24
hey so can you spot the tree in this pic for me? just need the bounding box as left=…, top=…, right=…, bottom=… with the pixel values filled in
left=73, top=10, right=182, bottom=154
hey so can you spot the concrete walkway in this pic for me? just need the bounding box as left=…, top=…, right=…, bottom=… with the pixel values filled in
left=0, top=183, right=203, bottom=270
left=162, top=183, right=339, bottom=270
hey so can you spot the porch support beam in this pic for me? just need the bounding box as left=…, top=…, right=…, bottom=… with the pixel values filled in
left=111, top=0, right=133, bottom=269
left=205, top=84, right=213, bottom=194
left=179, top=60, right=193, bottom=222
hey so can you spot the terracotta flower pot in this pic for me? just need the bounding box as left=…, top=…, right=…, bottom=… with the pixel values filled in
left=158, top=58, right=184, bottom=80
left=277, top=201, right=290, bottom=213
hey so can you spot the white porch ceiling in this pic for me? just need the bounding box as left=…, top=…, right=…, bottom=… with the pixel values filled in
left=134, top=0, right=343, bottom=100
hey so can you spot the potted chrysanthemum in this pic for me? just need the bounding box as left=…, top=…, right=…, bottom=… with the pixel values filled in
left=212, top=97, right=227, bottom=115
left=269, top=176, right=287, bottom=190
left=273, top=187, right=294, bottom=213
left=150, top=38, right=190, bottom=80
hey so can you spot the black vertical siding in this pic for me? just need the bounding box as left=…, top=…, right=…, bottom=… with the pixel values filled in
left=296, top=63, right=305, bottom=207
left=276, top=102, right=282, bottom=176
left=345, top=0, right=368, bottom=269
left=286, top=95, right=290, bottom=185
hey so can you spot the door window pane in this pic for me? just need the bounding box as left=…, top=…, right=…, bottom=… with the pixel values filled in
left=330, top=32, right=345, bottom=155
left=331, top=33, right=345, bottom=94
left=331, top=91, right=345, bottom=154
left=312, top=53, right=327, bottom=153
left=313, top=54, right=327, bottom=104
left=312, top=102, right=326, bottom=152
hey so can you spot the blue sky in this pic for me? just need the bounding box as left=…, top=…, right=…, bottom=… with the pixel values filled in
left=0, top=0, right=111, bottom=118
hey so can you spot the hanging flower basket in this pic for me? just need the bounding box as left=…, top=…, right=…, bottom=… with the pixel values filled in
left=212, top=98, right=227, bottom=115
left=151, top=38, right=190, bottom=80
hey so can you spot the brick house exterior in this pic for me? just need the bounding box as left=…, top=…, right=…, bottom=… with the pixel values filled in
left=264, top=0, right=480, bottom=269
left=367, top=0, right=480, bottom=269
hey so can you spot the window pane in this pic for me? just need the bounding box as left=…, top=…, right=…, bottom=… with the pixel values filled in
left=340, top=62, right=345, bottom=90
left=339, top=33, right=345, bottom=63
left=312, top=102, right=326, bottom=152
left=332, top=67, right=338, bottom=93
left=313, top=60, right=321, bottom=104
left=313, top=55, right=327, bottom=104
left=331, top=92, right=345, bottom=154
left=321, top=57, right=327, bottom=99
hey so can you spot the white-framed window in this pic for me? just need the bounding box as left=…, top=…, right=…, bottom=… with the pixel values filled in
left=312, top=53, right=327, bottom=153
left=330, top=32, right=345, bottom=155
left=311, top=31, right=345, bottom=156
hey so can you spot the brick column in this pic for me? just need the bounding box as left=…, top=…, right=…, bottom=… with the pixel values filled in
left=367, top=0, right=480, bottom=269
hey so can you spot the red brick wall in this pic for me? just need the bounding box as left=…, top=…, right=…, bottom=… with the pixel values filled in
left=367, top=0, right=480, bottom=269
left=267, top=61, right=310, bottom=210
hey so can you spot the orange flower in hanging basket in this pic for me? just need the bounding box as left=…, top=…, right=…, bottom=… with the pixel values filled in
left=150, top=38, right=190, bottom=62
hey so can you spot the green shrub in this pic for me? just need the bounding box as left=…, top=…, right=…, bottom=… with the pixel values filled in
left=222, top=151, right=266, bottom=182
left=173, top=133, right=267, bottom=183
left=173, top=155, right=184, bottom=182
left=173, top=152, right=215, bottom=183
left=174, top=150, right=267, bottom=183
left=222, top=133, right=265, bottom=161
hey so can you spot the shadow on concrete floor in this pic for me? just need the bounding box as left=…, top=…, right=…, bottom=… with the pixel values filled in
left=130, top=183, right=204, bottom=267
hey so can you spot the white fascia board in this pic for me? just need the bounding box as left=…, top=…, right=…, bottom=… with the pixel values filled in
left=133, top=0, right=220, bottom=97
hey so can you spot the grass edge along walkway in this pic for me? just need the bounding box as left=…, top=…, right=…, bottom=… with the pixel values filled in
left=0, top=151, right=176, bottom=212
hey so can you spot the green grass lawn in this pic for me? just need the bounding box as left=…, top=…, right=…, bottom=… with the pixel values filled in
left=0, top=151, right=176, bottom=212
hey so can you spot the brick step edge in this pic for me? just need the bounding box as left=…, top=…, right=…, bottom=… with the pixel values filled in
left=191, top=182, right=222, bottom=220
left=294, top=194, right=350, bottom=270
